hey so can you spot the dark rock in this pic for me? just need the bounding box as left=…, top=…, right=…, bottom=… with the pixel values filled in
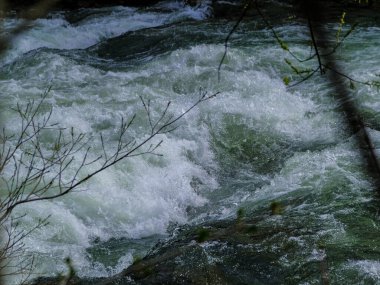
left=116, top=219, right=286, bottom=285
left=5, top=0, right=163, bottom=12
left=86, top=21, right=225, bottom=68
left=28, top=215, right=309, bottom=285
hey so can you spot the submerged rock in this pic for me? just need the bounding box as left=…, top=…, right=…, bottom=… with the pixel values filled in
left=28, top=213, right=323, bottom=285
left=115, top=219, right=286, bottom=285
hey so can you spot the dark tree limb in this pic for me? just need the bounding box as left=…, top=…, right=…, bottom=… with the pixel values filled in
left=298, top=0, right=380, bottom=188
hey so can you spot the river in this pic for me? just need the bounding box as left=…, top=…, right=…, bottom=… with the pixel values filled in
left=1, top=1, right=380, bottom=284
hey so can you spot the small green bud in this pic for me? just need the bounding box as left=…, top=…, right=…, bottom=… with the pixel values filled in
left=283, top=76, right=291, bottom=86
left=270, top=201, right=284, bottom=215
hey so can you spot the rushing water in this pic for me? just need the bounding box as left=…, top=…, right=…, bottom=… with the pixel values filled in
left=1, top=1, right=380, bottom=284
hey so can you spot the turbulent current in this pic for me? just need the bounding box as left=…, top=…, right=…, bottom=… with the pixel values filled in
left=1, top=1, right=380, bottom=284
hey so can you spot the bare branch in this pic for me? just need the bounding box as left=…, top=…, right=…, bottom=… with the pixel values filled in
left=218, top=0, right=254, bottom=81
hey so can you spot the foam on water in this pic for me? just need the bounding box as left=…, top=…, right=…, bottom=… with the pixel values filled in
left=2, top=43, right=221, bottom=280
left=350, top=260, right=380, bottom=281
left=11, top=131, right=213, bottom=277
left=251, top=142, right=370, bottom=203
left=0, top=40, right=354, bottom=279
left=1, top=7, right=380, bottom=283
left=1, top=1, right=213, bottom=65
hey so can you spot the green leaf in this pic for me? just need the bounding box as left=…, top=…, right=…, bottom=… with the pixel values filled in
left=270, top=201, right=284, bottom=215
left=283, top=76, right=290, bottom=86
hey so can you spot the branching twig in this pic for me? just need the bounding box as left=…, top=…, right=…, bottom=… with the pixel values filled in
left=218, top=0, right=254, bottom=81
left=0, top=87, right=218, bottom=282
left=0, top=88, right=219, bottom=223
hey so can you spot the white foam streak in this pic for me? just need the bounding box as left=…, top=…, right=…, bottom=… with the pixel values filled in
left=1, top=2, right=213, bottom=65
left=349, top=260, right=380, bottom=281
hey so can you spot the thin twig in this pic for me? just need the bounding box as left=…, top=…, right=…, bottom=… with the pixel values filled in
left=218, top=0, right=254, bottom=81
